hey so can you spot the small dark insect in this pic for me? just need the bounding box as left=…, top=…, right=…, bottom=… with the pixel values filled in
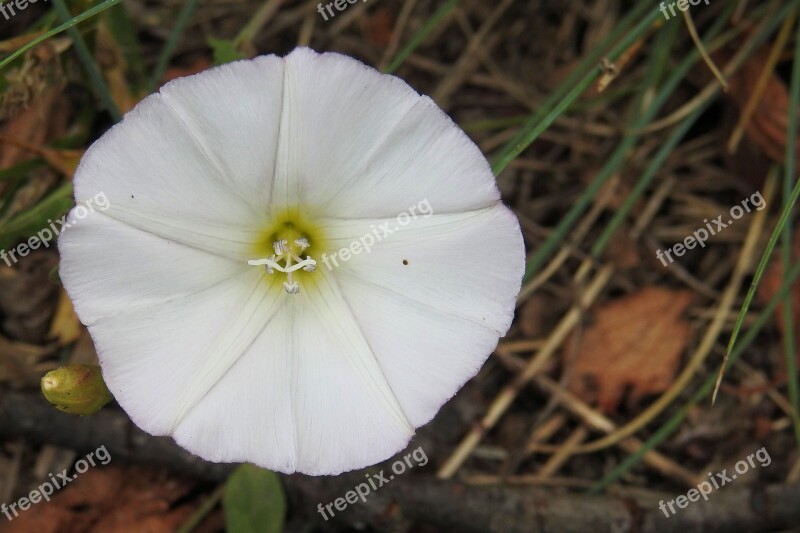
left=402, top=259, right=409, bottom=265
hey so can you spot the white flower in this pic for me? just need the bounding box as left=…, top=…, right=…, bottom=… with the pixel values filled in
left=58, top=48, right=524, bottom=475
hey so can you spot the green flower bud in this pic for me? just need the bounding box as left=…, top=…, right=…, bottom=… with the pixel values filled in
left=41, top=365, right=113, bottom=415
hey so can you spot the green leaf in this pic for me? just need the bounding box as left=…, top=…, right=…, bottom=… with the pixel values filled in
left=147, top=0, right=201, bottom=91
left=0, top=183, right=73, bottom=250
left=208, top=37, right=245, bottom=66
left=105, top=2, right=147, bottom=91
left=224, top=465, right=286, bottom=533
left=383, top=0, right=460, bottom=74
left=0, top=0, right=121, bottom=72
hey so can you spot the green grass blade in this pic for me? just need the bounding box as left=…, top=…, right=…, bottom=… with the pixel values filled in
left=725, top=176, right=800, bottom=365
left=106, top=1, right=147, bottom=91
left=51, top=0, right=122, bottom=121
left=146, top=0, right=202, bottom=92
left=519, top=11, right=727, bottom=283
left=781, top=14, right=800, bottom=446
left=0, top=160, right=43, bottom=183
left=0, top=0, right=121, bottom=72
left=489, top=1, right=657, bottom=175
left=0, top=183, right=73, bottom=250
left=384, top=0, right=459, bottom=74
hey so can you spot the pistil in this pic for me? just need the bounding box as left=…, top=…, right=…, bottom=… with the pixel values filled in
left=249, top=238, right=317, bottom=294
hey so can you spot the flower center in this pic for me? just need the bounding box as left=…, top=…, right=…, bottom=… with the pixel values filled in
left=248, top=210, right=325, bottom=295
left=248, top=237, right=317, bottom=294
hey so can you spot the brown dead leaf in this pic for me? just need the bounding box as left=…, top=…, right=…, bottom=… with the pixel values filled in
left=0, top=335, right=52, bottom=385
left=0, top=31, right=46, bottom=54
left=756, top=232, right=800, bottom=377
left=757, top=232, right=800, bottom=330
left=726, top=45, right=800, bottom=164
left=0, top=253, right=59, bottom=343
left=48, top=289, right=81, bottom=346
left=68, top=329, right=99, bottom=366
left=519, top=293, right=557, bottom=338
left=2, top=465, right=197, bottom=533
left=603, top=222, right=641, bottom=271
left=95, top=21, right=139, bottom=114
left=0, top=40, right=69, bottom=136
left=0, top=88, right=59, bottom=168
left=566, top=287, right=693, bottom=413
left=163, top=56, right=213, bottom=84
left=0, top=136, right=82, bottom=178
left=364, top=6, right=395, bottom=47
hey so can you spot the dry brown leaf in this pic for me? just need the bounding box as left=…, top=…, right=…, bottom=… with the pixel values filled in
left=68, top=329, right=100, bottom=366
left=0, top=254, right=59, bottom=343
left=364, top=6, right=395, bottom=47
left=0, top=335, right=51, bottom=385
left=0, top=136, right=81, bottom=178
left=757, top=235, right=800, bottom=336
left=2, top=465, right=197, bottom=533
left=95, top=21, right=139, bottom=114
left=603, top=222, right=641, bottom=271
left=162, top=56, right=213, bottom=84
left=48, top=289, right=81, bottom=347
left=727, top=46, right=800, bottom=164
left=0, top=31, right=46, bottom=54
left=566, top=286, right=693, bottom=413
left=756, top=232, right=800, bottom=377
left=0, top=41, right=69, bottom=147
left=519, top=293, right=557, bottom=338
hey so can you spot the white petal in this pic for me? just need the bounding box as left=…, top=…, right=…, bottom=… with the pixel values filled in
left=87, top=268, right=283, bottom=436
left=174, top=270, right=414, bottom=475
left=272, top=48, right=500, bottom=216
left=294, top=270, right=413, bottom=474
left=336, top=278, right=502, bottom=427
left=158, top=56, right=284, bottom=211
left=172, top=296, right=299, bottom=473
left=320, top=204, right=524, bottom=335
left=317, top=205, right=523, bottom=427
left=58, top=210, right=250, bottom=325
left=82, top=205, right=261, bottom=262
left=72, top=57, right=285, bottom=226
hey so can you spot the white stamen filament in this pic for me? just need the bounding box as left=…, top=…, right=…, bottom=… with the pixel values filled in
left=249, top=240, right=317, bottom=294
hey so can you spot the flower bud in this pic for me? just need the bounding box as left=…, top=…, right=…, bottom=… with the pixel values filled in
left=41, top=364, right=113, bottom=415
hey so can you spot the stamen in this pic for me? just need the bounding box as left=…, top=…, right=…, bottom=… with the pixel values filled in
left=248, top=239, right=317, bottom=294
left=283, top=281, right=300, bottom=294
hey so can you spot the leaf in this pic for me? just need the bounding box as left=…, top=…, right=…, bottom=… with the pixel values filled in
left=566, top=287, right=693, bottom=413
left=224, top=465, right=286, bottom=533
left=0, top=0, right=122, bottom=72
left=96, top=19, right=139, bottom=114
left=726, top=46, right=800, bottom=164
left=0, top=182, right=74, bottom=249
left=208, top=37, right=245, bottom=66
left=364, top=6, right=395, bottom=47
left=48, top=287, right=82, bottom=345
left=757, top=232, right=800, bottom=375
left=162, top=56, right=212, bottom=83
left=2, top=465, right=197, bottom=533
left=519, top=292, right=557, bottom=338
left=0, top=136, right=82, bottom=177
left=0, top=334, right=50, bottom=385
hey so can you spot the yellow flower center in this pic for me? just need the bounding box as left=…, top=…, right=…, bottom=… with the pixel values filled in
left=248, top=208, right=326, bottom=294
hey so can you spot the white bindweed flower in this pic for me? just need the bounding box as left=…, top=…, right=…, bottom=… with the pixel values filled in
left=58, top=48, right=524, bottom=475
